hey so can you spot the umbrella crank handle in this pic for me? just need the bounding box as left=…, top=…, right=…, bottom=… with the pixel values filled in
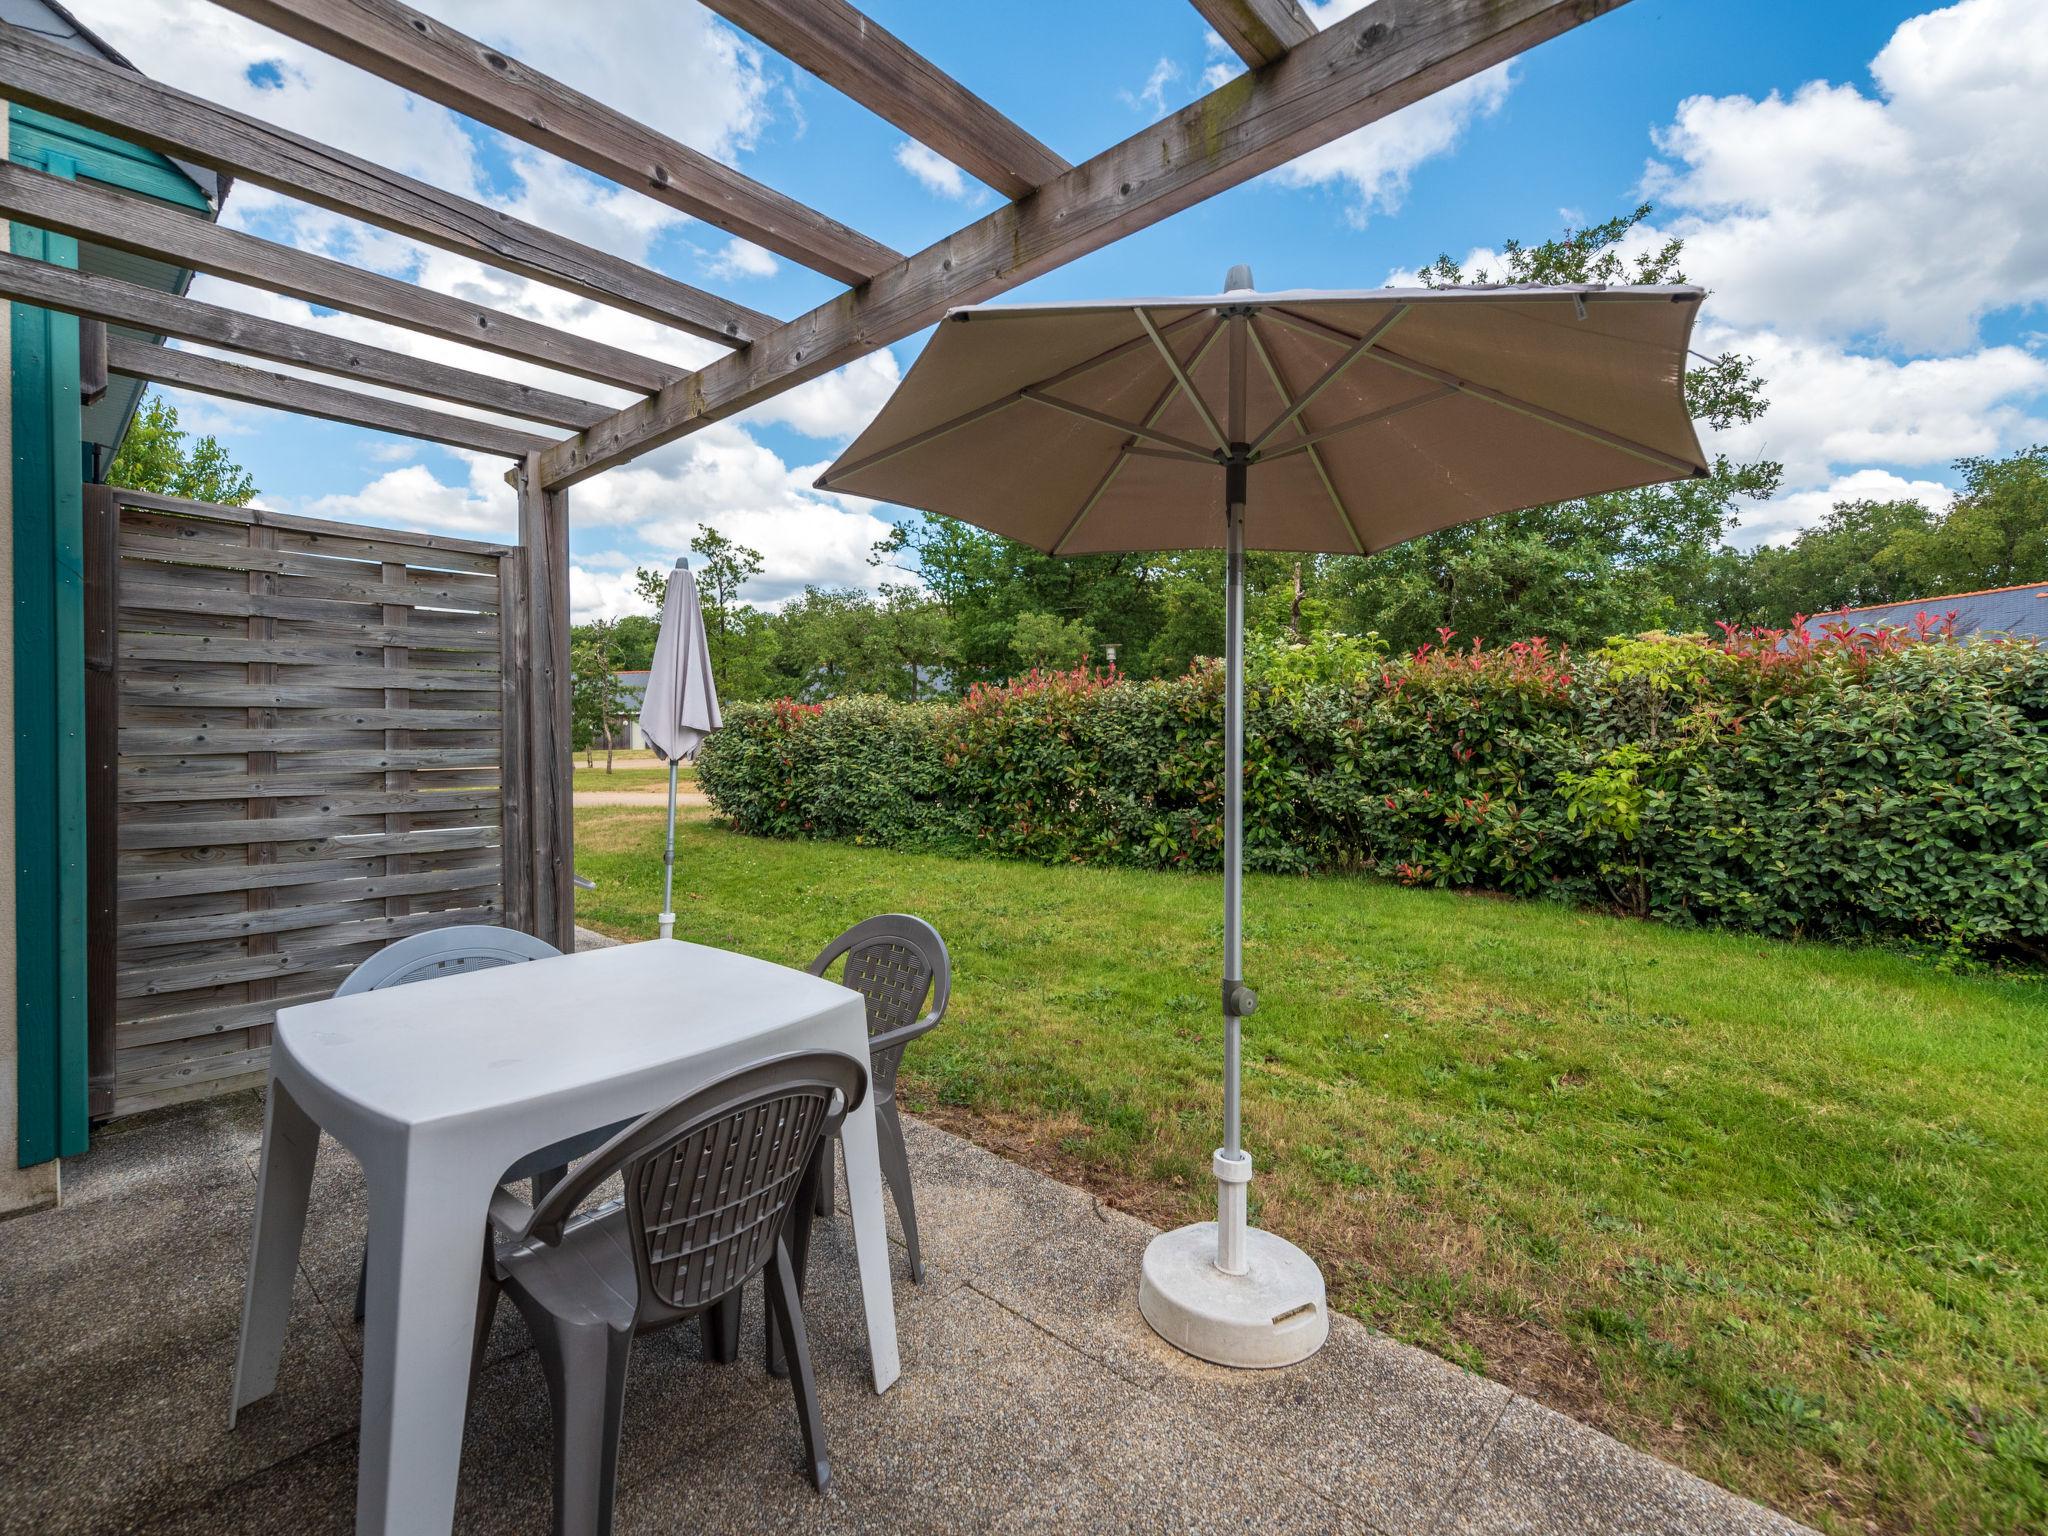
left=1222, top=979, right=1258, bottom=1018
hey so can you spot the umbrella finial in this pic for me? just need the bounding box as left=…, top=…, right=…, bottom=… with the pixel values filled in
left=1224, top=263, right=1254, bottom=292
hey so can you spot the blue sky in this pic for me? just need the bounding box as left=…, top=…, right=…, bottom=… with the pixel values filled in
left=72, top=0, right=2048, bottom=616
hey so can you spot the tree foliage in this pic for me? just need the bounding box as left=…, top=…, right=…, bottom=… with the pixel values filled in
left=586, top=209, right=2045, bottom=704
left=108, top=393, right=257, bottom=505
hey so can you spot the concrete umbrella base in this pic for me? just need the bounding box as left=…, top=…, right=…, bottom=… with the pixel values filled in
left=1138, top=1222, right=1329, bottom=1369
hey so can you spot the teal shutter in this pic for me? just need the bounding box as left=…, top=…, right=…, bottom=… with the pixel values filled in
left=12, top=148, right=89, bottom=1165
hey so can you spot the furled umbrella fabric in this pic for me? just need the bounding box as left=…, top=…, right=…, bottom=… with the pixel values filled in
left=818, top=275, right=1707, bottom=1368
left=639, top=559, right=721, bottom=939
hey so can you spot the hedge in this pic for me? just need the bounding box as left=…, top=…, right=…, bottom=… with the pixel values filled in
left=693, top=629, right=2048, bottom=958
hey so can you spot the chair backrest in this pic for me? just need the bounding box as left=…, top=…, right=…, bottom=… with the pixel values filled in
left=335, top=924, right=562, bottom=998
left=524, top=1052, right=868, bottom=1327
left=807, top=914, right=950, bottom=1045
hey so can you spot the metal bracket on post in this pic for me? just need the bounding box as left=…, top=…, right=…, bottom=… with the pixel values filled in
left=1222, top=978, right=1258, bottom=1017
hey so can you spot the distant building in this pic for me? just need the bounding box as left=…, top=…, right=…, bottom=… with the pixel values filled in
left=1798, top=582, right=2048, bottom=646
left=612, top=670, right=651, bottom=749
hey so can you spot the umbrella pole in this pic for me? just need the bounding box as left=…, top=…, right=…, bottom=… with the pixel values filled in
left=658, top=758, right=678, bottom=940
left=1217, top=465, right=1253, bottom=1276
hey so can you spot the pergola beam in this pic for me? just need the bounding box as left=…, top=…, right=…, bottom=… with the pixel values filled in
left=699, top=0, right=1069, bottom=200
left=539, top=0, right=1630, bottom=490
left=0, top=159, right=681, bottom=394
left=0, top=251, right=610, bottom=432
left=0, top=24, right=773, bottom=349
left=1190, top=0, right=1318, bottom=69
left=213, top=0, right=903, bottom=287
left=106, top=335, right=556, bottom=458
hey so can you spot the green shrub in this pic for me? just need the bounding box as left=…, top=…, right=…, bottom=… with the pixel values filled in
left=693, top=632, right=2048, bottom=958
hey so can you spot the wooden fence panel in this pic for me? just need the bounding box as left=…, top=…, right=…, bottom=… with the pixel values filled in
left=99, top=490, right=516, bottom=1116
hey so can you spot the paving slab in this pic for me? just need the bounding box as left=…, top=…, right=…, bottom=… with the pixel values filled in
left=0, top=1093, right=1815, bottom=1536
left=1437, top=1395, right=1814, bottom=1536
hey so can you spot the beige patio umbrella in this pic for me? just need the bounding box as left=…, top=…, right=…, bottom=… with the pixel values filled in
left=818, top=270, right=1708, bottom=1369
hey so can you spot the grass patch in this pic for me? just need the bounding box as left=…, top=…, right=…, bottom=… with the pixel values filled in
left=571, top=751, right=689, bottom=795
left=575, top=808, right=2048, bottom=1535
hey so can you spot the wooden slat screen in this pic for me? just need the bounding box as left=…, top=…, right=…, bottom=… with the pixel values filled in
left=104, top=488, right=515, bottom=1116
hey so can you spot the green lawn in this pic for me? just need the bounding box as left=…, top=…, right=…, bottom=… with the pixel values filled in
left=574, top=808, right=2048, bottom=1535
left=571, top=752, right=689, bottom=794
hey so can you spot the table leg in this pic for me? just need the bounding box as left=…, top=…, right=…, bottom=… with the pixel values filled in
left=231, top=1075, right=320, bottom=1427
left=837, top=1093, right=902, bottom=1392
left=355, top=1148, right=497, bottom=1536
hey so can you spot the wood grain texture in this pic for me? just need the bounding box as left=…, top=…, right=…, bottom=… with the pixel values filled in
left=0, top=251, right=611, bottom=431
left=700, top=0, right=1068, bottom=199
left=1190, top=0, right=1317, bottom=67
left=103, top=492, right=518, bottom=1116
left=539, top=0, right=1630, bottom=488
left=214, top=0, right=902, bottom=286
left=0, top=21, right=773, bottom=346
left=105, top=334, right=554, bottom=459
left=0, top=159, right=679, bottom=392
left=104, top=486, right=512, bottom=559
left=512, top=459, right=575, bottom=950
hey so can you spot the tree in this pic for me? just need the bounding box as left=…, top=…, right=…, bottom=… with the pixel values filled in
left=1905, top=446, right=2048, bottom=595
left=108, top=392, right=258, bottom=505
left=568, top=618, right=628, bottom=770
left=1701, top=447, right=2047, bottom=625
left=1720, top=498, right=1935, bottom=622
left=1008, top=610, right=1095, bottom=671
left=1328, top=206, right=1781, bottom=650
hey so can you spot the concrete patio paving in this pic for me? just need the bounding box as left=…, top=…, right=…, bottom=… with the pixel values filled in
left=1, top=1069, right=1813, bottom=1535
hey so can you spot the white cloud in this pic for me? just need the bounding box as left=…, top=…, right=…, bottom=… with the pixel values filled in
left=569, top=565, right=654, bottom=624
left=1700, top=326, right=2048, bottom=490
left=894, top=140, right=974, bottom=201
left=1642, top=0, right=2048, bottom=352
left=707, top=238, right=780, bottom=280
left=366, top=441, right=418, bottom=464
left=1269, top=63, right=1512, bottom=227
left=568, top=426, right=894, bottom=603
left=1122, top=57, right=1182, bottom=120
left=737, top=351, right=901, bottom=441
left=1198, top=30, right=1238, bottom=92
left=1731, top=469, right=1958, bottom=548
left=292, top=457, right=515, bottom=538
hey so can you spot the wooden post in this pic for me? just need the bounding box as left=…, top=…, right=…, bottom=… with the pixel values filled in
left=497, top=548, right=531, bottom=935
left=81, top=486, right=118, bottom=1121
left=514, top=456, right=572, bottom=950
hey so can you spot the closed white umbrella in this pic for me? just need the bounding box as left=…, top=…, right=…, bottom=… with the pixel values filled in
left=638, top=558, right=721, bottom=940
left=819, top=268, right=1707, bottom=1370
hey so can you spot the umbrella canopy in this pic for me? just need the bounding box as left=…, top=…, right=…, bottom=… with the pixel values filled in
left=817, top=277, right=1707, bottom=1369
left=640, top=559, right=721, bottom=942
left=639, top=560, right=721, bottom=762
left=818, top=283, right=1708, bottom=553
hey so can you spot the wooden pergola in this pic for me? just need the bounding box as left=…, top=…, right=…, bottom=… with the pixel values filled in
left=0, top=0, right=1629, bottom=951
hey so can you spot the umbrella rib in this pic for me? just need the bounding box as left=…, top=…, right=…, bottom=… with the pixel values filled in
left=1052, top=318, right=1228, bottom=555
left=1246, top=319, right=1364, bottom=555
left=1257, top=385, right=1458, bottom=459
left=1020, top=390, right=1218, bottom=460
left=816, top=312, right=1209, bottom=488
left=1136, top=308, right=1229, bottom=451
left=1050, top=449, right=1133, bottom=557
left=1246, top=305, right=1409, bottom=454
left=1363, top=344, right=1708, bottom=477
left=1262, top=305, right=1707, bottom=478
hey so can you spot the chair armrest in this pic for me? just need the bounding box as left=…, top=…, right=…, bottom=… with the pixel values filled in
left=865, top=1010, right=942, bottom=1059
left=488, top=1185, right=533, bottom=1236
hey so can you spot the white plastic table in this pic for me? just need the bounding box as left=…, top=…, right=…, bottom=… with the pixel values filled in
left=230, top=939, right=899, bottom=1536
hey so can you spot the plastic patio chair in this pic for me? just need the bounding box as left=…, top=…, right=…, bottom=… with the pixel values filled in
left=805, top=915, right=951, bottom=1283
left=480, top=1050, right=868, bottom=1532
left=337, top=924, right=617, bottom=1321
